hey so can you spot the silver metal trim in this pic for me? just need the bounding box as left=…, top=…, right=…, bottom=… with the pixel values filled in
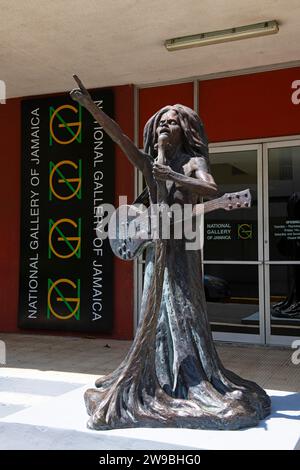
left=265, top=139, right=300, bottom=149
left=258, top=263, right=266, bottom=343
left=210, top=135, right=300, bottom=148
left=262, top=142, right=269, bottom=343
left=265, top=261, right=300, bottom=265
left=263, top=142, right=269, bottom=263
left=271, top=324, right=300, bottom=329
left=257, top=144, right=264, bottom=266
left=203, top=260, right=262, bottom=264
left=212, top=332, right=263, bottom=344
left=210, top=143, right=265, bottom=153
left=210, top=322, right=258, bottom=329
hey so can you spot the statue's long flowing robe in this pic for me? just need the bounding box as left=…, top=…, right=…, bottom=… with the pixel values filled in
left=85, top=153, right=270, bottom=430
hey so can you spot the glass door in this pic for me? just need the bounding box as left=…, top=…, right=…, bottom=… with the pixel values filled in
left=264, top=140, right=300, bottom=345
left=204, top=144, right=264, bottom=344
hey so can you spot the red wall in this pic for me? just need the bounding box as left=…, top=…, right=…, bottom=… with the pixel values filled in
left=0, top=86, right=134, bottom=339
left=138, top=69, right=300, bottom=147
left=113, top=85, right=134, bottom=339
left=199, top=67, right=300, bottom=142
left=0, top=98, right=21, bottom=332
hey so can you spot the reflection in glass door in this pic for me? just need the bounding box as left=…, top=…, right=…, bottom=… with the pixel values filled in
left=204, top=145, right=264, bottom=343
left=264, top=141, right=300, bottom=345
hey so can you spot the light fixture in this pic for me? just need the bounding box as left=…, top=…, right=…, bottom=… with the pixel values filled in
left=165, top=20, right=279, bottom=51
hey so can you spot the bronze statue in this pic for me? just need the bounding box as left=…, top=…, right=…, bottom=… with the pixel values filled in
left=70, top=76, right=270, bottom=430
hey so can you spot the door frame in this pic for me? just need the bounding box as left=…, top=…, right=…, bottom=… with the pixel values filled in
left=208, top=143, right=264, bottom=344
left=263, top=139, right=300, bottom=345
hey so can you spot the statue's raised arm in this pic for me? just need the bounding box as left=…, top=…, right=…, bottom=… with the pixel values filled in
left=70, top=75, right=152, bottom=177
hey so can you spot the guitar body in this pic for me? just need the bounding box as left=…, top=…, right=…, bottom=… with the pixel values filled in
left=108, top=189, right=252, bottom=261
left=108, top=204, right=153, bottom=260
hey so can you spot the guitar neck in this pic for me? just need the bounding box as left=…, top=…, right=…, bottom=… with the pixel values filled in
left=193, top=197, right=225, bottom=217
left=139, top=190, right=250, bottom=233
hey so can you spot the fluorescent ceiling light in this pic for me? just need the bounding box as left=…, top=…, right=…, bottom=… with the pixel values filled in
left=165, top=20, right=279, bottom=51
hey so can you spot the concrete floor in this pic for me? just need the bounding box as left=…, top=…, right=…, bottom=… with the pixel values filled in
left=0, top=333, right=299, bottom=392
left=0, top=333, right=299, bottom=449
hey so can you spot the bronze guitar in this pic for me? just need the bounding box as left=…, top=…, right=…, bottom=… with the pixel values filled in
left=108, top=189, right=251, bottom=261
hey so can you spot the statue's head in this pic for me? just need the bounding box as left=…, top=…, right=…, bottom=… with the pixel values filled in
left=143, top=104, right=209, bottom=162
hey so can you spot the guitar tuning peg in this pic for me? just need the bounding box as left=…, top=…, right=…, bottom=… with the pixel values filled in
left=244, top=202, right=249, bottom=207
left=228, top=204, right=233, bottom=210
left=236, top=202, right=241, bottom=208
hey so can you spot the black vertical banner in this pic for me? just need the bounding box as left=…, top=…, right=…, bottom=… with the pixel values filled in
left=19, top=90, right=114, bottom=332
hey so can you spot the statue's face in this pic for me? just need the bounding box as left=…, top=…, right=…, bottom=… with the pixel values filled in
left=156, top=110, right=182, bottom=150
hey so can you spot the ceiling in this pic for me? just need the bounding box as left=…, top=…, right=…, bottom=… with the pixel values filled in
left=1, top=0, right=300, bottom=98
